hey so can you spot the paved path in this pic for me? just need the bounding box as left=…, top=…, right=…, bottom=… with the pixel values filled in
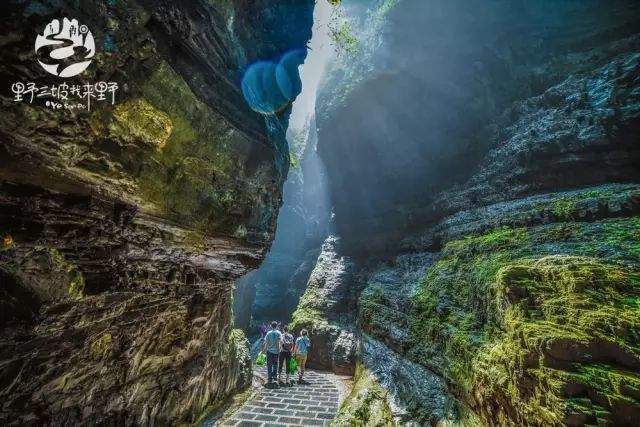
left=215, top=366, right=346, bottom=427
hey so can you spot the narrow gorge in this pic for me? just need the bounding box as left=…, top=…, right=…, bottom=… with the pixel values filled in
left=1, top=1, right=639, bottom=426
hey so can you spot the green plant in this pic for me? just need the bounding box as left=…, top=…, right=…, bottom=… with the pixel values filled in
left=328, top=3, right=359, bottom=57
left=32, top=246, right=85, bottom=300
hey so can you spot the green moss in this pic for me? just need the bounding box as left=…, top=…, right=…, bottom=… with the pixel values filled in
left=327, top=0, right=398, bottom=57
left=32, top=246, right=85, bottom=300
left=470, top=256, right=640, bottom=424
left=290, top=287, right=327, bottom=333
left=288, top=126, right=307, bottom=157
left=534, top=186, right=640, bottom=221
left=331, top=363, right=395, bottom=427
left=327, top=0, right=360, bottom=57
left=359, top=284, right=408, bottom=336
left=536, top=217, right=640, bottom=263
left=182, top=230, right=206, bottom=251
left=289, top=151, right=300, bottom=169
left=359, top=285, right=385, bottom=322
left=67, top=270, right=85, bottom=300
left=444, top=226, right=529, bottom=256
left=109, top=98, right=173, bottom=149
left=410, top=227, right=530, bottom=371
left=409, top=216, right=640, bottom=425
left=89, top=333, right=113, bottom=359
left=550, top=198, right=577, bottom=219
left=290, top=278, right=346, bottom=339
left=329, top=20, right=359, bottom=56
left=134, top=60, right=252, bottom=233
left=571, top=364, right=640, bottom=404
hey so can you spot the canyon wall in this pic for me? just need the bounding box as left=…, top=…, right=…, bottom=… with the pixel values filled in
left=234, top=117, right=332, bottom=334
left=0, top=0, right=312, bottom=424
left=300, top=0, right=640, bottom=425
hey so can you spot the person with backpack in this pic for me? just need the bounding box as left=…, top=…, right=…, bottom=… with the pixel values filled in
left=278, top=325, right=295, bottom=385
left=293, top=329, right=311, bottom=383
left=262, top=321, right=282, bottom=386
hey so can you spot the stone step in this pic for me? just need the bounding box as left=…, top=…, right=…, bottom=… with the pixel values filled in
left=216, top=368, right=347, bottom=427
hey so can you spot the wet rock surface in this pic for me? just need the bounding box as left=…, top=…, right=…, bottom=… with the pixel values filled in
left=317, top=0, right=640, bottom=255
left=331, top=362, right=395, bottom=427
left=0, top=0, right=313, bottom=424
left=426, top=44, right=640, bottom=227
left=360, top=336, right=450, bottom=426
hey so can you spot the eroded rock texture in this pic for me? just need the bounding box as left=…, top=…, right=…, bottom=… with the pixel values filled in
left=318, top=0, right=640, bottom=255
left=291, top=235, right=357, bottom=375
left=0, top=0, right=312, bottom=424
left=312, top=0, right=640, bottom=425
left=233, top=117, right=331, bottom=334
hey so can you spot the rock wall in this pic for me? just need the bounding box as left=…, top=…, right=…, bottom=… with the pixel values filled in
left=317, top=0, right=640, bottom=255
left=0, top=0, right=312, bottom=425
left=234, top=117, right=331, bottom=333
left=331, top=361, right=395, bottom=427
left=311, top=0, right=640, bottom=425
left=291, top=235, right=357, bottom=375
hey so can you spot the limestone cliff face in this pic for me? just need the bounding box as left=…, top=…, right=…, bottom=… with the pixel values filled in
left=0, top=0, right=312, bottom=425
left=290, top=235, right=357, bottom=375
left=317, top=0, right=640, bottom=255
left=310, top=0, right=640, bottom=425
left=234, top=117, right=332, bottom=333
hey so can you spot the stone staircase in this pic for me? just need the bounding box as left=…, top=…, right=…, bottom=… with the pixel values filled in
left=214, top=367, right=347, bottom=427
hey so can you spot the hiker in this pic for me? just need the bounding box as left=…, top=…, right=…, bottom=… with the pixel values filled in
left=262, top=321, right=282, bottom=385
left=293, top=329, right=311, bottom=383
left=278, top=325, right=295, bottom=385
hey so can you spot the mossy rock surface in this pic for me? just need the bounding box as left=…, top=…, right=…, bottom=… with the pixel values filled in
left=0, top=245, right=85, bottom=304
left=409, top=216, right=640, bottom=426
left=290, top=285, right=331, bottom=334
left=331, top=363, right=395, bottom=427
left=109, top=99, right=173, bottom=149
left=89, top=333, right=113, bottom=360
left=289, top=236, right=357, bottom=374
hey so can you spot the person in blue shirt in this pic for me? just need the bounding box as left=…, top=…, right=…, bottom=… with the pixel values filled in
left=293, top=329, right=311, bottom=383
left=262, top=321, right=282, bottom=385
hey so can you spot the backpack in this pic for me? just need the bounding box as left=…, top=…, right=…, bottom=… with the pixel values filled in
left=282, top=333, right=294, bottom=351
left=296, top=336, right=310, bottom=354
left=264, top=330, right=281, bottom=353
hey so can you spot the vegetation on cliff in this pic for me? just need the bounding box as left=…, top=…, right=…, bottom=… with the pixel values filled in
left=332, top=363, right=395, bottom=427
left=135, top=61, right=245, bottom=233
left=410, top=213, right=640, bottom=425
left=289, top=236, right=357, bottom=374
